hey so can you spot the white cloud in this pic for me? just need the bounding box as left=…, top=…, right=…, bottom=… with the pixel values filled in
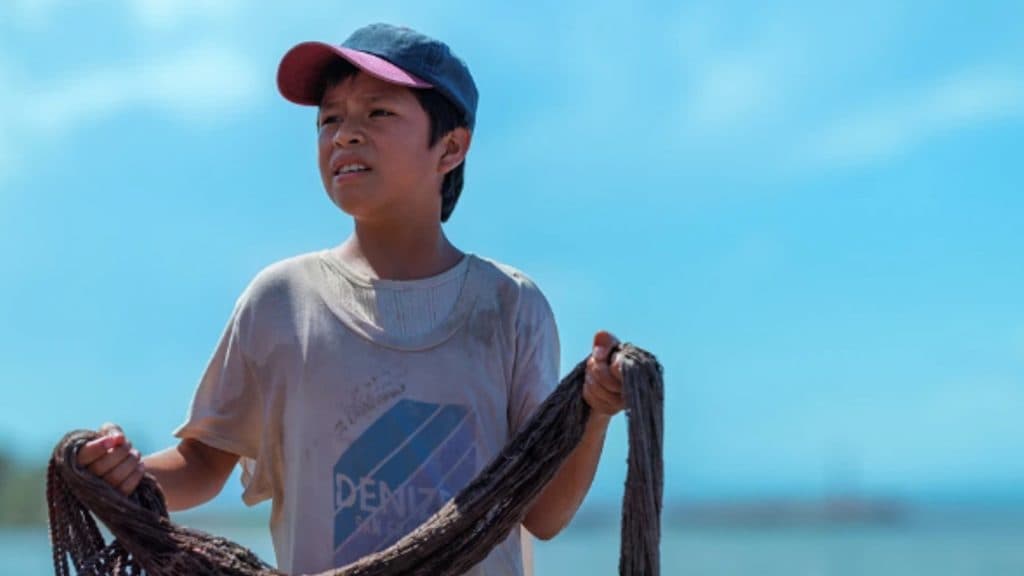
left=664, top=5, right=1023, bottom=177
left=0, top=133, right=13, bottom=184
left=8, top=0, right=241, bottom=29
left=2, top=0, right=258, bottom=184
left=673, top=5, right=804, bottom=137
left=127, top=0, right=242, bottom=30
left=8, top=0, right=59, bottom=27
left=808, top=67, right=1024, bottom=167
left=686, top=50, right=786, bottom=132
left=0, top=57, right=24, bottom=183
left=24, top=44, right=261, bottom=133
left=0, top=44, right=261, bottom=185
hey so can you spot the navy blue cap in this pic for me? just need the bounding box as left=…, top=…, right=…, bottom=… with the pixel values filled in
left=278, top=23, right=478, bottom=129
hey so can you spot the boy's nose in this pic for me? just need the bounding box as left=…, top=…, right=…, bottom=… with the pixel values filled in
left=332, top=123, right=365, bottom=147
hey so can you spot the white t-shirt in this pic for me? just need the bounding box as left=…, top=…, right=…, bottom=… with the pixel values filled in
left=175, top=250, right=559, bottom=575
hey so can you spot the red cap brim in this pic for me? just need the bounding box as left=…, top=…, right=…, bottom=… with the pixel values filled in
left=277, top=42, right=433, bottom=106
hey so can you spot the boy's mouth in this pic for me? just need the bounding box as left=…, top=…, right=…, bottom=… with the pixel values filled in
left=334, top=163, right=371, bottom=176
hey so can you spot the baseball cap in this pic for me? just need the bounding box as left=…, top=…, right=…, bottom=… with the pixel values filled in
left=277, top=23, right=478, bottom=129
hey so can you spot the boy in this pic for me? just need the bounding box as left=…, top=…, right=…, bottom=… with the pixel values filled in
left=77, top=23, right=625, bottom=576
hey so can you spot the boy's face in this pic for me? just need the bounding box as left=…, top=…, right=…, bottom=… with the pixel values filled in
left=316, top=71, right=444, bottom=222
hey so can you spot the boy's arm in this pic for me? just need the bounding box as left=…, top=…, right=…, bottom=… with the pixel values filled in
left=143, top=439, right=240, bottom=511
left=522, top=331, right=624, bottom=540
left=522, top=412, right=614, bottom=540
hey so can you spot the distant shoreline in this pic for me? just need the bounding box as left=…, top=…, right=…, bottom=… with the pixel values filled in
left=9, top=497, right=1024, bottom=530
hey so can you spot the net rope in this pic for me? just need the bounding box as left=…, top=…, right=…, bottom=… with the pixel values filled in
left=47, top=344, right=663, bottom=575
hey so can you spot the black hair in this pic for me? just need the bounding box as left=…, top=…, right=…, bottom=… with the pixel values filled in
left=318, top=60, right=468, bottom=222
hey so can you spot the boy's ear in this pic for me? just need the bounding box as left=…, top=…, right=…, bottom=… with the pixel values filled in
left=438, top=127, right=471, bottom=175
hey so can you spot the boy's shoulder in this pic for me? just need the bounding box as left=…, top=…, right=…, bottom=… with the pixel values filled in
left=253, top=248, right=323, bottom=283
left=234, top=250, right=326, bottom=310
left=472, top=255, right=554, bottom=318
left=472, top=254, right=541, bottom=291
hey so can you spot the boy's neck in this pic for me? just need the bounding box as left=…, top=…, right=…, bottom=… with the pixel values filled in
left=339, top=218, right=463, bottom=281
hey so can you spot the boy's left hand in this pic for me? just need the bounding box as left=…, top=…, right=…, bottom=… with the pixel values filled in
left=583, top=330, right=625, bottom=417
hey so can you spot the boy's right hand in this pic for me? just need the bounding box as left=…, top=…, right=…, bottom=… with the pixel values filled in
left=76, top=423, right=146, bottom=496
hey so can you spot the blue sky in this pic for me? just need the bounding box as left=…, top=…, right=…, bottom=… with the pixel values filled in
left=1, top=0, right=1022, bottom=508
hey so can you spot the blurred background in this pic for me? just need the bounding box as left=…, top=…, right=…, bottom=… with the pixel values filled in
left=2, top=0, right=1022, bottom=574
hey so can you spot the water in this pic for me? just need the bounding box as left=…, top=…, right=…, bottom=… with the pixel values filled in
left=9, top=523, right=1024, bottom=575
left=535, top=525, right=1024, bottom=575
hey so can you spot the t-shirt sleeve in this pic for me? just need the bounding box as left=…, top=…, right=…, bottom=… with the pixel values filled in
left=507, top=280, right=561, bottom=433
left=174, top=296, right=264, bottom=476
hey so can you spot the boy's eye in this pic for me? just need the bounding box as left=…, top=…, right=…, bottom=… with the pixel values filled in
left=370, top=109, right=394, bottom=118
left=319, top=115, right=339, bottom=128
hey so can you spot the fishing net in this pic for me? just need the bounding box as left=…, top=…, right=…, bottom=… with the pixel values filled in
left=48, top=344, right=663, bottom=575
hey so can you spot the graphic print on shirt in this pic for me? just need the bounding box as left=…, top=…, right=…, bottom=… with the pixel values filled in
left=333, top=399, right=478, bottom=566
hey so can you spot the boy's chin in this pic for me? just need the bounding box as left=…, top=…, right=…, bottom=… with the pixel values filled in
left=325, top=189, right=375, bottom=219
